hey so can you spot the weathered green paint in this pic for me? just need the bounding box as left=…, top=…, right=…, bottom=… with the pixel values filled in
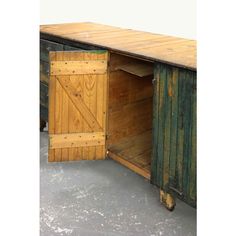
left=63, top=45, right=83, bottom=51
left=40, top=55, right=49, bottom=123
left=169, top=68, right=178, bottom=189
left=40, top=104, right=48, bottom=122
left=40, top=33, right=102, bottom=50
left=163, top=66, right=171, bottom=189
left=40, top=81, right=48, bottom=108
left=40, top=39, right=64, bottom=62
left=151, top=63, right=196, bottom=208
left=176, top=69, right=185, bottom=193
left=82, top=50, right=108, bottom=54
left=182, top=70, right=192, bottom=200
left=157, top=65, right=165, bottom=187
left=151, top=67, right=159, bottom=186
left=190, top=74, right=197, bottom=203
left=64, top=45, right=107, bottom=54
left=40, top=60, right=49, bottom=76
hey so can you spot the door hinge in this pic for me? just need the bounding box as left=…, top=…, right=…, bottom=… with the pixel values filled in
left=106, top=150, right=109, bottom=158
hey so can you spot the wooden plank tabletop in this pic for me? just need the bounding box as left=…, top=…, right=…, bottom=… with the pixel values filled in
left=40, top=22, right=196, bottom=70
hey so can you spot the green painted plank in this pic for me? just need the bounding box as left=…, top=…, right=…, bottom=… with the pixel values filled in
left=182, top=70, right=193, bottom=200
left=163, top=65, right=172, bottom=189
left=64, top=45, right=107, bottom=55
left=40, top=82, right=48, bottom=107
left=64, top=45, right=84, bottom=51
left=40, top=33, right=101, bottom=50
left=169, top=67, right=179, bottom=188
left=151, top=64, right=160, bottom=185
left=189, top=72, right=197, bottom=202
left=40, top=39, right=64, bottom=62
left=40, top=104, right=48, bottom=122
left=156, top=64, right=167, bottom=187
left=40, top=60, right=49, bottom=85
left=176, top=69, right=185, bottom=193
left=40, top=60, right=49, bottom=75
left=85, top=50, right=108, bottom=54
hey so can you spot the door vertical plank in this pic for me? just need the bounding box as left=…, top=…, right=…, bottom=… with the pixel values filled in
left=61, top=78, right=69, bottom=161
left=68, top=76, right=78, bottom=161
left=100, top=52, right=108, bottom=159
left=53, top=52, right=65, bottom=161
left=68, top=52, right=84, bottom=160
left=95, top=73, right=105, bottom=159
left=48, top=74, right=56, bottom=161
left=76, top=74, right=84, bottom=160
left=85, top=52, right=97, bottom=160
left=68, top=52, right=83, bottom=160
left=81, top=52, right=91, bottom=160
left=94, top=51, right=107, bottom=160
left=54, top=77, right=62, bottom=161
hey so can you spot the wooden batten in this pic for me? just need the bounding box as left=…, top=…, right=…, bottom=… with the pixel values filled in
left=49, top=132, right=105, bottom=149
left=50, top=60, right=107, bottom=75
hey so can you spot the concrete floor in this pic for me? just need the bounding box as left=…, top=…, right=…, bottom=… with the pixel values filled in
left=40, top=132, right=196, bottom=236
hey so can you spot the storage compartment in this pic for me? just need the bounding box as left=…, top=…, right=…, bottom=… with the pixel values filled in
left=107, top=53, right=154, bottom=179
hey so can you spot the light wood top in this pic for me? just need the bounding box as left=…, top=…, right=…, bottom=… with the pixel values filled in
left=40, top=22, right=196, bottom=70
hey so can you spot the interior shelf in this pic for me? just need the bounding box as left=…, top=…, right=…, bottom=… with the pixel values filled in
left=108, top=130, right=152, bottom=179
left=115, top=62, right=153, bottom=77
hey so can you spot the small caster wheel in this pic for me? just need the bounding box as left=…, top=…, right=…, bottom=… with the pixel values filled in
left=40, top=119, right=46, bottom=132
left=160, top=189, right=176, bottom=211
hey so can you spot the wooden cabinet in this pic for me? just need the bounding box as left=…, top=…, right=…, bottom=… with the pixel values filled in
left=40, top=22, right=196, bottom=210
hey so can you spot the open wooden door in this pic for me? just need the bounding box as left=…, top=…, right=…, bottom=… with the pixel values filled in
left=48, top=51, right=108, bottom=162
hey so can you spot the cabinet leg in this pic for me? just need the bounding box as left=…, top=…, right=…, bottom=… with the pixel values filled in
left=160, top=189, right=176, bottom=211
left=40, top=119, right=46, bottom=132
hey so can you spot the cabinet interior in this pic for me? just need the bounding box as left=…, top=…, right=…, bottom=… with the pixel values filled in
left=107, top=53, right=154, bottom=179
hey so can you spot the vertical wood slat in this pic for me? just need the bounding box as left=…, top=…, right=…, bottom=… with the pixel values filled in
left=54, top=77, right=62, bottom=161
left=182, top=70, right=192, bottom=199
left=69, top=52, right=87, bottom=161
left=48, top=75, right=56, bottom=161
left=176, top=69, right=185, bottom=193
left=61, top=80, right=69, bottom=161
left=157, top=64, right=166, bottom=187
left=84, top=52, right=96, bottom=160
left=96, top=52, right=108, bottom=159
left=151, top=66, right=159, bottom=186
left=189, top=73, right=197, bottom=203
left=162, top=66, right=172, bottom=188
left=68, top=74, right=84, bottom=161
left=169, top=68, right=179, bottom=188
left=95, top=73, right=105, bottom=159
